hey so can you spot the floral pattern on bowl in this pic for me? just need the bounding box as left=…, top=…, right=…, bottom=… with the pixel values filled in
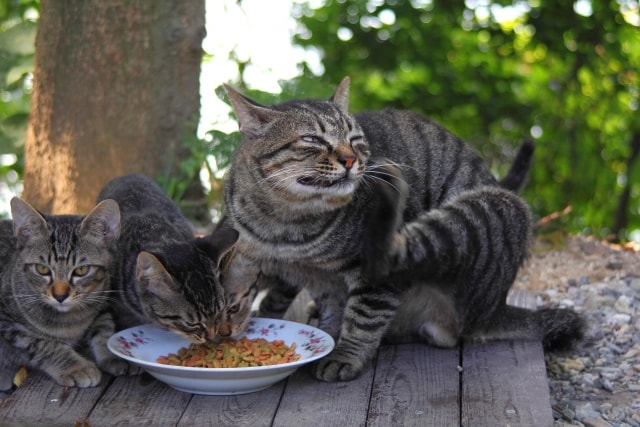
left=107, top=318, right=335, bottom=395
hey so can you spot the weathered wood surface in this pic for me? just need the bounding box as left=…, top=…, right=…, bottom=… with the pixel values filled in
left=0, top=290, right=553, bottom=427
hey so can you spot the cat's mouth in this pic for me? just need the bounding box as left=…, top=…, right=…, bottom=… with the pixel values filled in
left=297, top=176, right=349, bottom=188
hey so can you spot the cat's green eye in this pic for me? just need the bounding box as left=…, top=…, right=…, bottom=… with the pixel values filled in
left=73, top=265, right=90, bottom=276
left=227, top=304, right=240, bottom=314
left=35, top=264, right=50, bottom=275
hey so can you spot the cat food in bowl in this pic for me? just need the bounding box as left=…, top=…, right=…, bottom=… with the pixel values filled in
left=107, top=318, right=334, bottom=395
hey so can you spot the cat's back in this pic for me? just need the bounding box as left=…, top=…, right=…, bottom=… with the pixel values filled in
left=0, top=220, right=14, bottom=271
left=98, top=174, right=194, bottom=250
left=355, top=109, right=480, bottom=164
left=355, top=109, right=497, bottom=213
left=98, top=174, right=184, bottom=219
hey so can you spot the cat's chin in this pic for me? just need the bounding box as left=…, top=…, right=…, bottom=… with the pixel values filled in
left=47, top=302, right=74, bottom=313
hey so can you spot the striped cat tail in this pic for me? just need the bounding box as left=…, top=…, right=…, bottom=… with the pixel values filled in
left=499, top=140, right=535, bottom=192
left=533, top=307, right=587, bottom=350
left=475, top=304, right=587, bottom=351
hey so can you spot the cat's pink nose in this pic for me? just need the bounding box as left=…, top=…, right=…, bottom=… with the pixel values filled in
left=340, top=154, right=356, bottom=170
left=217, top=323, right=232, bottom=338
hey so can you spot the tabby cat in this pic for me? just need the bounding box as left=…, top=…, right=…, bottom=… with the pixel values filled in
left=96, top=174, right=249, bottom=343
left=220, top=78, right=584, bottom=382
left=0, top=197, right=133, bottom=389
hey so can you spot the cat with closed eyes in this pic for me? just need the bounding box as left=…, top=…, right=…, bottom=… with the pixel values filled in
left=96, top=173, right=251, bottom=343
left=0, top=197, right=134, bottom=389
left=219, top=77, right=585, bottom=383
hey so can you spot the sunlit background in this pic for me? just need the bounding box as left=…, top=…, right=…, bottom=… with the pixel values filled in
left=1, top=0, right=640, bottom=241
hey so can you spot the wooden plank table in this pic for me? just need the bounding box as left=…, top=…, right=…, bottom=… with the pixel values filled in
left=0, top=290, right=553, bottom=427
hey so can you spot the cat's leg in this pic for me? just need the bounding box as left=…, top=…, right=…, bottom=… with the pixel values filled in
left=87, top=311, right=142, bottom=376
left=361, top=158, right=409, bottom=281
left=0, top=339, right=21, bottom=391
left=257, top=274, right=299, bottom=319
left=14, top=334, right=103, bottom=387
left=386, top=284, right=460, bottom=347
left=311, top=272, right=401, bottom=382
left=306, top=283, right=349, bottom=339
left=0, top=320, right=104, bottom=387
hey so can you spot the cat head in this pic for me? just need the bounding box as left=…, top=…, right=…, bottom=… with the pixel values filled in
left=134, top=227, right=239, bottom=343
left=216, top=276, right=258, bottom=339
left=10, top=197, right=121, bottom=313
left=224, top=77, right=371, bottom=212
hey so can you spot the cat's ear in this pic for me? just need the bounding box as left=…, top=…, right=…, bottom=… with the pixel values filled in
left=79, top=199, right=121, bottom=247
left=136, top=251, right=179, bottom=299
left=10, top=197, right=49, bottom=245
left=330, top=76, right=350, bottom=114
left=196, top=227, right=239, bottom=267
left=224, top=84, right=282, bottom=137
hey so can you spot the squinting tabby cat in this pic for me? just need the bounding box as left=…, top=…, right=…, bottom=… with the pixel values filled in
left=0, top=197, right=134, bottom=389
left=219, top=77, right=585, bottom=382
left=97, top=174, right=250, bottom=343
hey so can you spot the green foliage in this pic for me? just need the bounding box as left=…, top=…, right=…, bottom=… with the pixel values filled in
left=0, top=0, right=38, bottom=206
left=292, top=0, right=640, bottom=240
left=0, top=0, right=37, bottom=152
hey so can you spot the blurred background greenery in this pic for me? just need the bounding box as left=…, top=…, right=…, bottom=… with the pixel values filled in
left=2, top=0, right=639, bottom=241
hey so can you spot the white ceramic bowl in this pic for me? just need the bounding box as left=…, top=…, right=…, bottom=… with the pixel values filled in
left=107, top=318, right=334, bottom=395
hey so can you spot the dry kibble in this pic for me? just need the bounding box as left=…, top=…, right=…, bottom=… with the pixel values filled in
left=156, top=337, right=300, bottom=368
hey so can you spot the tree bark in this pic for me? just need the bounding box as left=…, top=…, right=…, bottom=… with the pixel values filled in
left=612, top=131, right=640, bottom=241
left=23, top=0, right=206, bottom=215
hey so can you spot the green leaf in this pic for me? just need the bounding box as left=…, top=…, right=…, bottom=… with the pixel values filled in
left=6, top=55, right=33, bottom=85
left=0, top=20, right=37, bottom=56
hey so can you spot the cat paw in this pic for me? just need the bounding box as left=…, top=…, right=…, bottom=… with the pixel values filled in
left=311, top=352, right=365, bottom=382
left=100, top=357, right=142, bottom=376
left=54, top=363, right=102, bottom=388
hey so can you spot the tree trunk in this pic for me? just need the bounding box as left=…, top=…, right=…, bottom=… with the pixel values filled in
left=23, top=0, right=206, bottom=215
left=612, top=131, right=640, bottom=241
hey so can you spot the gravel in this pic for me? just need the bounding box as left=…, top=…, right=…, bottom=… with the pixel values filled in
left=514, top=235, right=640, bottom=427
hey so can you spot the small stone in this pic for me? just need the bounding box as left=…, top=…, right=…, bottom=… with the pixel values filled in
left=582, top=417, right=614, bottom=427
left=599, top=403, right=613, bottom=412
left=628, top=278, right=640, bottom=291
left=559, top=298, right=576, bottom=307
left=601, top=378, right=615, bottom=392
left=608, top=343, right=626, bottom=354
left=607, top=407, right=626, bottom=422
left=609, top=313, right=631, bottom=325
left=582, top=373, right=597, bottom=386
left=562, top=407, right=576, bottom=420
left=575, top=402, right=600, bottom=420
left=561, top=358, right=586, bottom=372
left=614, top=295, right=634, bottom=315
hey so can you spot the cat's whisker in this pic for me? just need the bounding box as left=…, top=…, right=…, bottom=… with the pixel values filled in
left=366, top=161, right=419, bottom=173
left=362, top=173, right=407, bottom=195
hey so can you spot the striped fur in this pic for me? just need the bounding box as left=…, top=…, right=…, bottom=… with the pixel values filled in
left=221, top=77, right=583, bottom=382
left=364, top=167, right=585, bottom=349
left=97, top=174, right=242, bottom=343
left=0, top=197, right=133, bottom=389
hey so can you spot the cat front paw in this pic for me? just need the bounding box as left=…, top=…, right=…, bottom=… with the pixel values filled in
left=53, top=362, right=102, bottom=388
left=311, top=351, right=365, bottom=382
left=100, top=357, right=142, bottom=376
